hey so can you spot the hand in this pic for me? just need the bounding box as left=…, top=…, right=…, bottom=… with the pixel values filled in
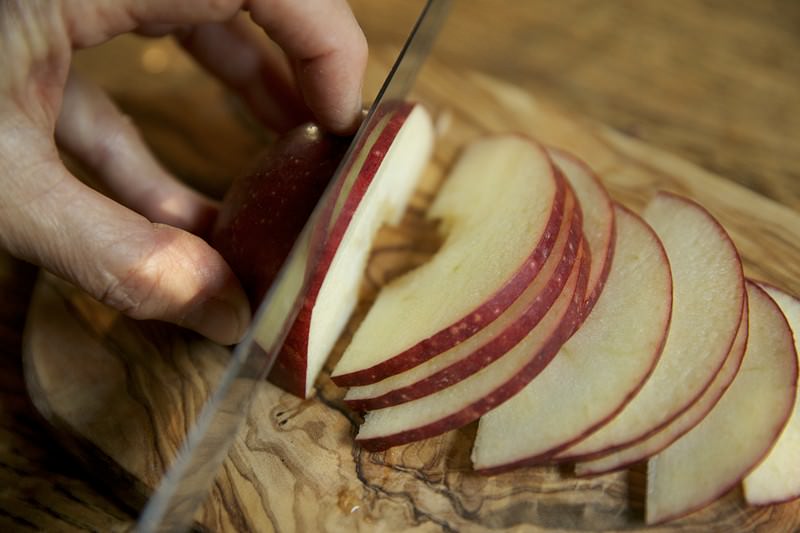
left=0, top=0, right=368, bottom=344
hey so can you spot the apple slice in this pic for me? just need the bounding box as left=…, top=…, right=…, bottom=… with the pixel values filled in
left=354, top=241, right=589, bottom=451
left=646, top=281, right=798, bottom=525
left=331, top=135, right=568, bottom=386
left=743, top=283, right=800, bottom=506
left=343, top=186, right=581, bottom=410
left=574, top=300, right=748, bottom=477
left=555, top=192, right=745, bottom=461
left=547, top=148, right=615, bottom=311
left=252, top=102, right=434, bottom=397
left=471, top=205, right=671, bottom=472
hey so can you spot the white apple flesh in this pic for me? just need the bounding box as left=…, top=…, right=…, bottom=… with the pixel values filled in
left=555, top=192, right=745, bottom=461
left=471, top=205, right=671, bottom=472
left=743, top=283, right=800, bottom=506
left=332, top=135, right=567, bottom=386
left=343, top=186, right=582, bottom=410
left=646, top=281, right=798, bottom=525
left=574, top=301, right=748, bottom=477
left=355, top=242, right=589, bottom=451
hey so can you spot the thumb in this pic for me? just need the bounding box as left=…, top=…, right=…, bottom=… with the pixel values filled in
left=0, top=121, right=250, bottom=345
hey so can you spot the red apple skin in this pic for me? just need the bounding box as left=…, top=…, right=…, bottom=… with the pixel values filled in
left=332, top=149, right=570, bottom=388
left=344, top=187, right=583, bottom=411
left=356, top=240, right=591, bottom=452
left=212, top=123, right=351, bottom=309
left=267, top=102, right=420, bottom=397
left=548, top=147, right=616, bottom=315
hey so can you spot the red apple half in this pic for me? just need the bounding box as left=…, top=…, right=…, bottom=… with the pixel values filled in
left=471, top=205, right=671, bottom=473
left=331, top=135, right=568, bottom=386
left=743, top=283, right=800, bottom=506
left=253, top=102, right=434, bottom=397
left=574, top=299, right=748, bottom=477
left=547, top=147, right=615, bottom=312
left=343, top=184, right=581, bottom=410
left=212, top=123, right=350, bottom=308
left=646, top=281, right=797, bottom=525
left=555, top=192, right=745, bottom=462
left=354, top=240, right=589, bottom=451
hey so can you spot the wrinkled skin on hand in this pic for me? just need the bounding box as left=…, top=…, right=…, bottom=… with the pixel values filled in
left=0, top=0, right=367, bottom=344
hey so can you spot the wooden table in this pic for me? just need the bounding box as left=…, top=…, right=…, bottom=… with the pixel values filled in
left=2, top=1, right=799, bottom=530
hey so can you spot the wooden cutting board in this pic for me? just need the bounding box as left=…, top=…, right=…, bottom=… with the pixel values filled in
left=23, top=51, right=800, bottom=532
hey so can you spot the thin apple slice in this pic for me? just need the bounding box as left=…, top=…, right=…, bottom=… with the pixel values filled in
left=555, top=192, right=745, bottom=461
left=259, top=102, right=434, bottom=397
left=343, top=186, right=581, bottom=410
left=743, top=284, right=800, bottom=506
left=332, top=136, right=567, bottom=386
left=575, top=299, right=748, bottom=477
left=471, top=205, right=671, bottom=472
left=355, top=242, right=588, bottom=451
left=547, top=148, right=615, bottom=311
left=646, top=281, right=798, bottom=525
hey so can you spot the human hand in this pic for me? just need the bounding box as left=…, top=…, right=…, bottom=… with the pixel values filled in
left=0, top=0, right=368, bottom=344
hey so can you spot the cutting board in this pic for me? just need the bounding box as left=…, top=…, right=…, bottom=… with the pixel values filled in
left=23, top=51, right=800, bottom=532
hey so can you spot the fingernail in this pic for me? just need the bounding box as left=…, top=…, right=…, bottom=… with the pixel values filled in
left=184, top=289, right=251, bottom=346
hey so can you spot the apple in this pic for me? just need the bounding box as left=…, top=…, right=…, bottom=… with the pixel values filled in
left=244, top=102, right=435, bottom=397
left=354, top=240, right=589, bottom=451
left=471, top=205, right=672, bottom=473
left=212, top=123, right=350, bottom=308
left=343, top=184, right=582, bottom=410
left=743, top=283, right=800, bottom=506
left=554, top=192, right=745, bottom=462
left=547, top=148, right=615, bottom=312
left=331, top=135, right=569, bottom=387
left=646, top=281, right=797, bottom=525
left=574, top=301, right=748, bottom=477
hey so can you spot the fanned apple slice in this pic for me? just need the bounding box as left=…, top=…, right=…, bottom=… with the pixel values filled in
left=743, top=284, right=800, bottom=506
left=355, top=243, right=589, bottom=451
left=646, top=281, right=798, bottom=525
left=575, top=300, right=748, bottom=477
left=343, top=187, right=581, bottom=410
left=260, top=102, right=434, bottom=397
left=332, top=136, right=567, bottom=386
left=471, top=205, right=671, bottom=472
left=555, top=192, right=745, bottom=461
left=547, top=148, right=615, bottom=310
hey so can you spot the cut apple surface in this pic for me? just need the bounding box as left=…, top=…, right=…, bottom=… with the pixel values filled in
left=343, top=187, right=581, bottom=410
left=743, top=283, right=800, bottom=506
left=257, top=102, right=434, bottom=397
left=575, top=300, right=748, bottom=477
left=646, top=281, right=798, bottom=525
left=555, top=192, right=745, bottom=461
left=332, top=135, right=568, bottom=386
left=547, top=148, right=615, bottom=311
left=471, top=205, right=671, bottom=472
left=355, top=242, right=589, bottom=451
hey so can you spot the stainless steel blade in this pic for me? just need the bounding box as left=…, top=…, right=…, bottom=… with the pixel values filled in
left=134, top=2, right=450, bottom=531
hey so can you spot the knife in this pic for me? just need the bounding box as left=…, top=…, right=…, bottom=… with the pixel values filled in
left=134, top=2, right=451, bottom=531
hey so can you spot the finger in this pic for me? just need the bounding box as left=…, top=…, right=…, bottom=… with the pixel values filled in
left=62, top=0, right=368, bottom=134
left=176, top=16, right=311, bottom=133
left=0, top=121, right=250, bottom=345
left=55, top=70, right=218, bottom=237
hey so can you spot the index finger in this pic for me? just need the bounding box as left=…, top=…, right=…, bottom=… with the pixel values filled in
left=64, top=0, right=367, bottom=133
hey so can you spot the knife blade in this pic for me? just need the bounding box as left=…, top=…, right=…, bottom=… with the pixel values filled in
left=134, top=2, right=451, bottom=531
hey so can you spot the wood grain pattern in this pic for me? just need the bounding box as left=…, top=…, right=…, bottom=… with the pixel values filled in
left=23, top=48, right=800, bottom=531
